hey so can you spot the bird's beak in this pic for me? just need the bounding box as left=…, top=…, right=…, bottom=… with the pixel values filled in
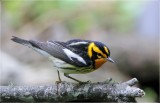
left=106, top=57, right=115, bottom=63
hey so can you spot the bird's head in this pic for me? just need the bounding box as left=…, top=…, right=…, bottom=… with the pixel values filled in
left=87, top=41, right=114, bottom=69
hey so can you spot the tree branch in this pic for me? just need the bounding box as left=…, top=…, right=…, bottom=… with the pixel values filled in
left=0, top=78, right=145, bottom=102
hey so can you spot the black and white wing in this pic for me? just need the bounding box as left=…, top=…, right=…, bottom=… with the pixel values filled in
left=11, top=36, right=91, bottom=67
left=66, top=39, right=91, bottom=51
left=43, top=41, right=91, bottom=67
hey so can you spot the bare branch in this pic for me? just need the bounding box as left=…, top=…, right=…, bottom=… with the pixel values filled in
left=122, top=78, right=138, bottom=86
left=0, top=78, right=145, bottom=102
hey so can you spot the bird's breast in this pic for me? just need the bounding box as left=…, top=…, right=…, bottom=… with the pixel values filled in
left=49, top=56, right=93, bottom=74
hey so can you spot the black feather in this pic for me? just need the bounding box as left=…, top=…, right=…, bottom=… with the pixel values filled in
left=11, top=36, right=30, bottom=46
left=31, top=41, right=91, bottom=67
left=94, top=41, right=110, bottom=56
left=11, top=36, right=42, bottom=50
left=11, top=37, right=92, bottom=67
left=66, top=39, right=91, bottom=51
left=29, top=40, right=43, bottom=49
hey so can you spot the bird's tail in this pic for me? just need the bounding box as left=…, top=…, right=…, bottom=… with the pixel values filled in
left=11, top=36, right=51, bottom=57
left=11, top=36, right=31, bottom=47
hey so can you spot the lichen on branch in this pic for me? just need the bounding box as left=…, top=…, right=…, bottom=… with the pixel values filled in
left=0, top=78, right=145, bottom=102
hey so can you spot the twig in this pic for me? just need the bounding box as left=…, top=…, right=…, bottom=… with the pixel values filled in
left=0, top=78, right=145, bottom=102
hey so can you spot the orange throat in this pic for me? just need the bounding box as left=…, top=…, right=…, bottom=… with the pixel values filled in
left=95, top=58, right=106, bottom=69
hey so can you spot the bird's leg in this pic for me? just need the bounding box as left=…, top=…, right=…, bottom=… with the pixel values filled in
left=56, top=70, right=61, bottom=83
left=64, top=73, right=83, bottom=83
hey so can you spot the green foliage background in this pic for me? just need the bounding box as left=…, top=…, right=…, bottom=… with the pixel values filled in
left=3, top=0, right=142, bottom=35
left=1, top=0, right=159, bottom=102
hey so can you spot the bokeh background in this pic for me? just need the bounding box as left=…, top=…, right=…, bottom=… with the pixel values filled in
left=1, top=0, right=159, bottom=102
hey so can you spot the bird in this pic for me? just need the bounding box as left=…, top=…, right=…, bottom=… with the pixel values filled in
left=11, top=36, right=114, bottom=83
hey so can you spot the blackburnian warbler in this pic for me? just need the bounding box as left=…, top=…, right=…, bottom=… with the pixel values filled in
left=11, top=36, right=114, bottom=83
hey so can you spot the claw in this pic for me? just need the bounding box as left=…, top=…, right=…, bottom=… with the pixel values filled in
left=79, top=80, right=91, bottom=84
left=104, top=78, right=112, bottom=83
left=55, top=81, right=62, bottom=84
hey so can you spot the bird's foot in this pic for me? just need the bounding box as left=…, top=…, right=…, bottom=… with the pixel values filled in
left=104, top=77, right=112, bottom=83
left=55, top=80, right=62, bottom=84
left=79, top=80, right=91, bottom=84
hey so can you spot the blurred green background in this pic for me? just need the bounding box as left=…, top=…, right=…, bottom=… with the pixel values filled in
left=1, top=0, right=159, bottom=102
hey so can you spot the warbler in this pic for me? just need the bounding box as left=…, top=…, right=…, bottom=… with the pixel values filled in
left=11, top=36, right=114, bottom=83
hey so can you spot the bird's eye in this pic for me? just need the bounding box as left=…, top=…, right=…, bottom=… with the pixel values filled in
left=97, top=53, right=102, bottom=58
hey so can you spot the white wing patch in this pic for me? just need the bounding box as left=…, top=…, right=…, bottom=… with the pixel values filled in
left=63, top=48, right=86, bottom=65
left=68, top=41, right=88, bottom=46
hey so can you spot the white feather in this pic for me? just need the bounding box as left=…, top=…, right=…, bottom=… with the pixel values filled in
left=63, top=48, right=86, bottom=65
left=68, top=41, right=88, bottom=46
